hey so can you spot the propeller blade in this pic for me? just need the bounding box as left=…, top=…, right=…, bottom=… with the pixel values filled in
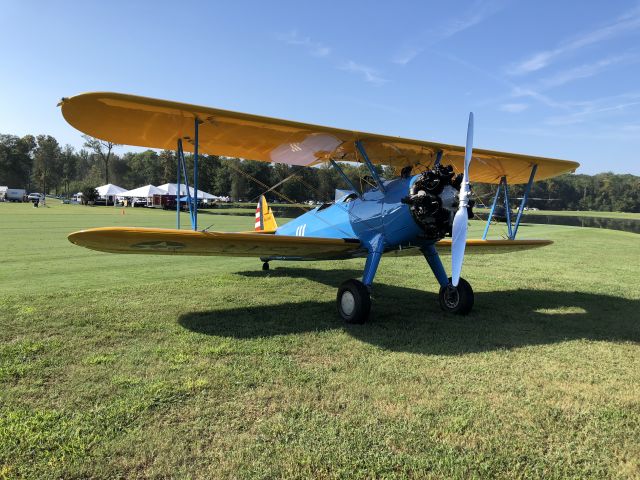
left=463, top=112, right=474, bottom=178
left=451, top=207, right=468, bottom=286
left=451, top=112, right=474, bottom=287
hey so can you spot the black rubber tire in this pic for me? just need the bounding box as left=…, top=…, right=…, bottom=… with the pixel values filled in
left=337, top=279, right=371, bottom=324
left=262, top=262, right=270, bottom=271
left=439, top=277, right=474, bottom=315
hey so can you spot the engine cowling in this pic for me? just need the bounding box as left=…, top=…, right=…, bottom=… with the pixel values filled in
left=402, top=164, right=474, bottom=240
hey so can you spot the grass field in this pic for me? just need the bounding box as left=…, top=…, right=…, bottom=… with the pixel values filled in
left=1, top=202, right=639, bottom=479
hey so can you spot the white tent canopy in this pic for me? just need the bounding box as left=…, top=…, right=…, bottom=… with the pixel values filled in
left=96, top=184, right=127, bottom=196
left=119, top=185, right=165, bottom=197
left=157, top=183, right=215, bottom=200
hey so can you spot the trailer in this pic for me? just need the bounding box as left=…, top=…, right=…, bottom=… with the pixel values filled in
left=4, top=188, right=26, bottom=202
left=152, top=194, right=177, bottom=210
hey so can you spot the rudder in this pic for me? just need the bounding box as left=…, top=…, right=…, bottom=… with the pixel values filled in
left=255, top=195, right=278, bottom=232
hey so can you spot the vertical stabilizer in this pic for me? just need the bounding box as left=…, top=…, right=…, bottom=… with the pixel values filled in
left=255, top=196, right=278, bottom=232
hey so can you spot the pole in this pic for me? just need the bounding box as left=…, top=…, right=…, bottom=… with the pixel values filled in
left=176, top=139, right=182, bottom=229
left=193, top=118, right=199, bottom=231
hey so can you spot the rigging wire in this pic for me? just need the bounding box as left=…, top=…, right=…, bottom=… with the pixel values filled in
left=225, top=162, right=310, bottom=214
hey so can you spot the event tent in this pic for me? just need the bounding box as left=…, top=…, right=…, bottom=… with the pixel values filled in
left=96, top=184, right=127, bottom=196
left=156, top=183, right=215, bottom=199
left=96, top=184, right=128, bottom=205
left=118, top=185, right=165, bottom=197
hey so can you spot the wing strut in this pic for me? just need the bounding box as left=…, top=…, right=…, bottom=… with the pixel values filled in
left=176, top=119, right=201, bottom=231
left=177, top=137, right=194, bottom=229
left=512, top=164, right=537, bottom=238
left=433, top=150, right=443, bottom=167
left=355, top=141, right=386, bottom=193
left=481, top=164, right=537, bottom=240
left=330, top=159, right=362, bottom=199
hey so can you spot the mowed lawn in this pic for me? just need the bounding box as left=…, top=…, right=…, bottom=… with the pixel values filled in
left=1, top=202, right=639, bottom=479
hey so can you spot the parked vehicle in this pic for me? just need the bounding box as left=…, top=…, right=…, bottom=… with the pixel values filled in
left=27, top=193, right=44, bottom=201
left=6, top=188, right=27, bottom=202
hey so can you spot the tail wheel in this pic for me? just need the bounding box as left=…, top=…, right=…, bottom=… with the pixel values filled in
left=439, top=277, right=474, bottom=315
left=262, top=262, right=270, bottom=271
left=337, top=279, right=371, bottom=324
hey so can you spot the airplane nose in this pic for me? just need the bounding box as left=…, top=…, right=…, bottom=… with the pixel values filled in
left=403, top=164, right=468, bottom=240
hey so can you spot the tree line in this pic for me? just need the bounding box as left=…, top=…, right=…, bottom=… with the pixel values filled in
left=473, top=173, right=640, bottom=212
left=1, top=132, right=638, bottom=212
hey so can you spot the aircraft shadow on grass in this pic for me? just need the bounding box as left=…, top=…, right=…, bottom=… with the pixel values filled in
left=178, top=267, right=640, bottom=355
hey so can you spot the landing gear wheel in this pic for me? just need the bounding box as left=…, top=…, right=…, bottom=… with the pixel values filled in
left=262, top=262, right=270, bottom=271
left=439, top=277, right=474, bottom=315
left=337, top=279, right=371, bottom=324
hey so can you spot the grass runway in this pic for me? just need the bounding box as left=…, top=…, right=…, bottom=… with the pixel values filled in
left=1, top=202, right=639, bottom=478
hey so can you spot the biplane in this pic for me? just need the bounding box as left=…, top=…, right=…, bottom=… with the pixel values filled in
left=60, top=93, right=579, bottom=323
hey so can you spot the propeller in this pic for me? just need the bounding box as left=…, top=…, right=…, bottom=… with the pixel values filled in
left=451, top=112, right=474, bottom=287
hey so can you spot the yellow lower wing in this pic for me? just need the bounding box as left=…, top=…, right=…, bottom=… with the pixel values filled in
left=384, top=238, right=552, bottom=257
left=68, top=227, right=362, bottom=259
left=69, top=227, right=551, bottom=259
left=435, top=238, right=552, bottom=253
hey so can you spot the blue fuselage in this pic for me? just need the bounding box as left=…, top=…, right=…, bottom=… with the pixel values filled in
left=275, top=175, right=426, bottom=256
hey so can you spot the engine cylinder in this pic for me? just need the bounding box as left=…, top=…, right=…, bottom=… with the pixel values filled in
left=402, top=164, right=472, bottom=240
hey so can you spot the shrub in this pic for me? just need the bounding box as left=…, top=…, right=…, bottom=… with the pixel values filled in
left=81, top=186, right=98, bottom=205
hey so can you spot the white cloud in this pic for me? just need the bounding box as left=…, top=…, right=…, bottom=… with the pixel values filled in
left=393, top=47, right=422, bottom=66
left=392, top=0, right=506, bottom=65
left=438, top=50, right=632, bottom=117
left=278, top=30, right=331, bottom=57
left=340, top=61, right=388, bottom=86
left=544, top=92, right=640, bottom=125
left=500, top=103, right=528, bottom=113
left=510, top=86, right=571, bottom=110
left=508, top=5, right=640, bottom=75
left=493, top=122, right=640, bottom=142
left=537, top=54, right=639, bottom=89
left=277, top=30, right=389, bottom=86
left=620, top=124, right=640, bottom=132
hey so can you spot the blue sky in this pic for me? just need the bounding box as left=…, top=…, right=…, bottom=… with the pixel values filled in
left=1, top=0, right=639, bottom=174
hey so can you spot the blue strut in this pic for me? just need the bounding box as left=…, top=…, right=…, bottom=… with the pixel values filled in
left=512, top=164, right=537, bottom=239
left=482, top=178, right=502, bottom=240
left=421, top=244, right=449, bottom=288
left=193, top=118, right=199, bottom=231
left=355, top=141, right=386, bottom=193
left=362, top=234, right=384, bottom=287
left=176, top=139, right=181, bottom=229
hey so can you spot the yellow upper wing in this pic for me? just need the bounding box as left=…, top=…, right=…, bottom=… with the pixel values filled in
left=59, top=92, right=579, bottom=184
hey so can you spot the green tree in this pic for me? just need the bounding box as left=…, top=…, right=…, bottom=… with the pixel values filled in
left=212, top=157, right=233, bottom=196
left=122, top=150, right=162, bottom=187
left=0, top=134, right=35, bottom=189
left=229, top=159, right=247, bottom=201
left=33, top=135, right=61, bottom=194
left=159, top=150, right=177, bottom=184
left=60, top=144, right=77, bottom=197
left=81, top=186, right=99, bottom=205
left=82, top=135, right=120, bottom=184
